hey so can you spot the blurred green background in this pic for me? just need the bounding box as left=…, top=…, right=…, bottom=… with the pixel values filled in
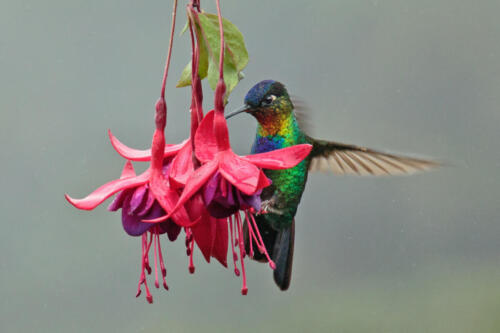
left=2, top=1, right=500, bottom=332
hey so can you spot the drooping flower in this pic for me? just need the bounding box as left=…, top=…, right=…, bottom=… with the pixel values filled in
left=107, top=161, right=180, bottom=239
left=65, top=99, right=198, bottom=303
left=108, top=160, right=181, bottom=301
left=163, top=135, right=231, bottom=273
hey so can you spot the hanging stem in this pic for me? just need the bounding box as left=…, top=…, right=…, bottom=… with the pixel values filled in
left=189, top=19, right=199, bottom=148
left=212, top=0, right=230, bottom=151
left=160, top=0, right=179, bottom=99
left=216, top=0, right=224, bottom=81
left=152, top=0, right=178, bottom=169
left=188, top=8, right=203, bottom=165
left=192, top=0, right=201, bottom=12
left=214, top=0, right=226, bottom=113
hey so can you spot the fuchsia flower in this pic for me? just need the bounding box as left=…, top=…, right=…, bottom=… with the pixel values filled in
left=107, top=160, right=181, bottom=300
left=65, top=98, right=199, bottom=303
left=107, top=160, right=181, bottom=239
left=165, top=142, right=231, bottom=271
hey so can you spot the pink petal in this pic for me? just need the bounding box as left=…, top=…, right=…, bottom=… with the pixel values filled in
left=65, top=170, right=151, bottom=210
left=120, top=161, right=136, bottom=178
left=220, top=176, right=228, bottom=197
left=257, top=170, right=272, bottom=190
left=242, top=144, right=312, bottom=170
left=174, top=160, right=218, bottom=211
left=151, top=160, right=219, bottom=222
left=194, top=110, right=218, bottom=162
left=108, top=129, right=187, bottom=161
left=107, top=161, right=137, bottom=211
left=185, top=193, right=209, bottom=221
left=108, top=129, right=152, bottom=161
left=219, top=153, right=260, bottom=195
left=212, top=110, right=231, bottom=151
left=211, top=219, right=228, bottom=267
left=169, top=140, right=194, bottom=189
left=164, top=141, right=189, bottom=157
left=191, top=215, right=216, bottom=263
left=149, top=171, right=198, bottom=227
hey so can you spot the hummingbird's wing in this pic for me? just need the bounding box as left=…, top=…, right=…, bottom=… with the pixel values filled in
left=307, top=137, right=438, bottom=176
left=291, top=96, right=313, bottom=134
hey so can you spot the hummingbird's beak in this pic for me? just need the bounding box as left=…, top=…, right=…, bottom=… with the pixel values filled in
left=225, top=104, right=249, bottom=119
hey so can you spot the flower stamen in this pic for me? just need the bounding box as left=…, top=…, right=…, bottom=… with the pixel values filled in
left=247, top=211, right=276, bottom=270
left=155, top=228, right=169, bottom=290
left=188, top=232, right=195, bottom=274
left=137, top=233, right=154, bottom=303
left=229, top=216, right=240, bottom=277
left=244, top=210, right=255, bottom=258
left=153, top=229, right=160, bottom=288
left=235, top=213, right=248, bottom=295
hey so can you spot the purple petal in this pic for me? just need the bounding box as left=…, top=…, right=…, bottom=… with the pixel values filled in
left=158, top=219, right=182, bottom=241
left=128, top=186, right=147, bottom=214
left=122, top=198, right=166, bottom=236
left=137, top=186, right=155, bottom=216
left=204, top=172, right=221, bottom=204
left=206, top=189, right=239, bottom=219
left=203, top=172, right=265, bottom=218
left=225, top=185, right=235, bottom=206
left=206, top=203, right=238, bottom=218
left=108, top=189, right=133, bottom=211
left=237, top=190, right=262, bottom=212
left=122, top=198, right=152, bottom=236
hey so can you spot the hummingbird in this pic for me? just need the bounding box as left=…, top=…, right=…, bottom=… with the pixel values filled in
left=226, top=80, right=437, bottom=291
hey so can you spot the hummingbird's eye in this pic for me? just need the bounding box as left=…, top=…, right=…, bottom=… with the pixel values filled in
left=261, top=94, right=276, bottom=106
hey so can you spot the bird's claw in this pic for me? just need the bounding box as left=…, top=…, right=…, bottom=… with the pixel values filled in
left=257, top=198, right=284, bottom=215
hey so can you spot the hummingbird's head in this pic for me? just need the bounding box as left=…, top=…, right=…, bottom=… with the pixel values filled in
left=226, top=80, right=294, bottom=124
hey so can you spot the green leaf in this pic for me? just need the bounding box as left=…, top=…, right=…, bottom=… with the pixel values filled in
left=180, top=20, right=189, bottom=35
left=176, top=61, right=193, bottom=87
left=198, top=13, right=248, bottom=72
left=176, top=24, right=209, bottom=88
left=176, top=12, right=248, bottom=98
left=206, top=55, right=238, bottom=104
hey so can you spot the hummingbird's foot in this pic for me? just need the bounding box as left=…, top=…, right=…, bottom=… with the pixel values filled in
left=257, top=199, right=284, bottom=215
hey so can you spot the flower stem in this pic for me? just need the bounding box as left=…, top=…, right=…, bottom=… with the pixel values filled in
left=216, top=0, right=224, bottom=81
left=214, top=0, right=226, bottom=113
left=188, top=8, right=203, bottom=165
left=160, top=0, right=178, bottom=99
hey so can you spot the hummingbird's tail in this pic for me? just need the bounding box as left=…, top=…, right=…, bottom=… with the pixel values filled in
left=245, top=215, right=295, bottom=291
left=272, top=220, right=295, bottom=291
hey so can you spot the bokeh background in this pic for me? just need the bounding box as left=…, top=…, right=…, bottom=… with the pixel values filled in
left=2, top=1, right=500, bottom=332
